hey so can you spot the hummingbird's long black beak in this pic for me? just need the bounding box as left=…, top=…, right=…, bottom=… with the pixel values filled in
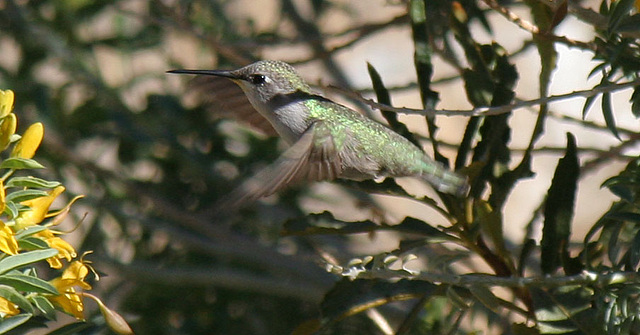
left=166, top=69, right=239, bottom=79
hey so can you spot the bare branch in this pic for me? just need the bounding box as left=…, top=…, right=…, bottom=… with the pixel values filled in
left=353, top=268, right=640, bottom=288
left=324, top=78, right=640, bottom=118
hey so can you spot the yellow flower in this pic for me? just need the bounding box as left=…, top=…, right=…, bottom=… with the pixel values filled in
left=36, top=229, right=77, bottom=269
left=0, top=221, right=18, bottom=255
left=0, top=90, right=14, bottom=118
left=49, top=260, right=93, bottom=319
left=0, top=179, right=5, bottom=214
left=49, top=287, right=84, bottom=319
left=15, top=186, right=65, bottom=229
left=11, top=122, right=44, bottom=159
left=0, top=113, right=17, bottom=151
left=0, top=296, right=19, bottom=316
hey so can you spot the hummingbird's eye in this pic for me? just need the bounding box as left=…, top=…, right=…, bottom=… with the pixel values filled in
left=248, top=74, right=267, bottom=85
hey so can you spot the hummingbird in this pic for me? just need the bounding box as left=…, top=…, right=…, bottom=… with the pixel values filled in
left=168, top=60, right=468, bottom=208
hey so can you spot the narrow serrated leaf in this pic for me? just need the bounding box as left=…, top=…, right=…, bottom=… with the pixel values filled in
left=321, top=279, right=437, bottom=320
left=0, top=249, right=59, bottom=275
left=630, top=86, right=640, bottom=118
left=602, top=92, right=621, bottom=140
left=608, top=0, right=636, bottom=32
left=582, top=94, right=597, bottom=119
left=367, top=63, right=420, bottom=147
left=625, top=230, right=640, bottom=269
left=469, top=286, right=502, bottom=314
left=541, top=133, right=579, bottom=274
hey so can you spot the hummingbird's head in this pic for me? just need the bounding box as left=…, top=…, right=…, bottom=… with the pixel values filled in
left=168, top=60, right=310, bottom=102
left=227, top=60, right=312, bottom=103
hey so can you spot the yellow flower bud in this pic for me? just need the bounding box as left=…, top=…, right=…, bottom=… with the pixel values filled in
left=0, top=113, right=17, bottom=150
left=11, top=122, right=44, bottom=159
left=82, top=293, right=134, bottom=335
left=0, top=90, right=14, bottom=118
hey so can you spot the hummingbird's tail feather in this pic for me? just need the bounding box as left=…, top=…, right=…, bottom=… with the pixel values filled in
left=420, top=166, right=469, bottom=197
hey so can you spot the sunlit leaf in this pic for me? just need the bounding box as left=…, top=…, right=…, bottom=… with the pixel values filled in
left=0, top=273, right=59, bottom=294
left=0, top=249, right=59, bottom=275
left=0, top=157, right=45, bottom=170
left=5, top=176, right=62, bottom=189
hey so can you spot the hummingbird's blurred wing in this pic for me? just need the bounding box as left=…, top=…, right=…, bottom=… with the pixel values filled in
left=220, top=121, right=342, bottom=209
left=190, top=76, right=278, bottom=136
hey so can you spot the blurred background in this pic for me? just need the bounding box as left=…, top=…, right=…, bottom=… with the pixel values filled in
left=1, top=0, right=638, bottom=334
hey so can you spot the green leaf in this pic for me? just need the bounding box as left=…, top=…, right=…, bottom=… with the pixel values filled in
left=616, top=14, right=640, bottom=34
left=5, top=189, right=49, bottom=204
left=608, top=0, right=636, bottom=32
left=0, top=273, right=59, bottom=294
left=601, top=92, right=621, bottom=140
left=17, top=236, right=50, bottom=250
left=625, top=229, right=640, bottom=269
left=605, top=212, right=640, bottom=223
left=4, top=201, right=19, bottom=219
left=367, top=62, right=420, bottom=147
left=0, top=284, right=35, bottom=313
left=581, top=94, right=597, bottom=119
left=366, top=62, right=391, bottom=106
left=321, top=279, right=437, bottom=321
left=282, top=211, right=379, bottom=236
left=30, top=295, right=57, bottom=320
left=5, top=176, right=61, bottom=189
left=629, top=86, right=640, bottom=118
left=0, top=313, right=33, bottom=333
left=476, top=201, right=511, bottom=267
left=14, top=225, right=48, bottom=240
left=541, top=133, right=579, bottom=274
left=0, top=249, right=59, bottom=275
left=0, top=157, right=45, bottom=170
left=393, top=217, right=450, bottom=238
left=469, top=285, right=503, bottom=315
left=531, top=286, right=600, bottom=335
left=518, top=238, right=536, bottom=276
left=46, top=321, right=95, bottom=335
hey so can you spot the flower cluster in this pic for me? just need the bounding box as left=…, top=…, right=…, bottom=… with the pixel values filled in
left=0, top=90, right=132, bottom=334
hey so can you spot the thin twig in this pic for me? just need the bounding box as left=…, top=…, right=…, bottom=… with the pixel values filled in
left=354, top=268, right=640, bottom=288
left=481, top=0, right=597, bottom=51
left=323, top=78, right=640, bottom=117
